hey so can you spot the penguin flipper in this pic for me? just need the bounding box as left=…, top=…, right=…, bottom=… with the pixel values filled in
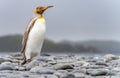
left=20, top=16, right=38, bottom=53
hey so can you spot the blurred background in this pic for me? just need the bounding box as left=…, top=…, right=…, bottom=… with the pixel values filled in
left=0, top=0, right=120, bottom=55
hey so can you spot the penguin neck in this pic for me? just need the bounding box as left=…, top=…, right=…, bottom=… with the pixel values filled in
left=38, top=15, right=45, bottom=22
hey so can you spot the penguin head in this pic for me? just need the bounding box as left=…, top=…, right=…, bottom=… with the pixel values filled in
left=34, top=6, right=53, bottom=15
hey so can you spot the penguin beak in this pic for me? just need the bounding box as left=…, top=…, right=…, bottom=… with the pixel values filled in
left=46, top=6, right=54, bottom=9
left=43, top=6, right=54, bottom=11
left=41, top=6, right=54, bottom=15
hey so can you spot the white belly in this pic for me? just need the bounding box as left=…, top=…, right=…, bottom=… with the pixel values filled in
left=25, top=19, right=46, bottom=60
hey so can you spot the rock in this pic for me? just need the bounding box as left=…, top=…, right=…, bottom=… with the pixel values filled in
left=1, top=62, right=17, bottom=66
left=75, top=56, right=86, bottom=61
left=61, top=73, right=75, bottom=78
left=0, top=62, right=16, bottom=70
left=30, top=75, right=45, bottom=78
left=3, top=71, right=30, bottom=78
left=73, top=68, right=87, bottom=74
left=25, top=59, right=39, bottom=70
left=112, top=67, right=120, bottom=72
left=0, top=58, right=6, bottom=64
left=48, top=61, right=57, bottom=65
left=44, top=75, right=58, bottom=78
left=74, top=73, right=85, bottom=78
left=54, top=71, right=75, bottom=78
left=87, top=57, right=106, bottom=63
left=87, top=65, right=105, bottom=69
left=0, top=55, right=15, bottom=63
left=37, top=56, right=55, bottom=62
left=57, top=70, right=68, bottom=73
left=96, top=61, right=108, bottom=66
left=54, top=70, right=68, bottom=77
left=0, top=65, right=14, bottom=70
left=6, top=74, right=24, bottom=78
left=109, top=59, right=120, bottom=67
left=82, top=62, right=89, bottom=67
left=30, top=66, right=55, bottom=74
left=55, top=57, right=75, bottom=63
left=0, top=70, right=13, bottom=73
left=15, top=66, right=26, bottom=71
left=104, top=54, right=118, bottom=60
left=54, top=63, right=74, bottom=70
left=72, top=61, right=89, bottom=67
left=87, top=57, right=97, bottom=62
left=86, top=69, right=109, bottom=76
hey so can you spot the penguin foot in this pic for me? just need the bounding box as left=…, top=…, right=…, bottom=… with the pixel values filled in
left=20, top=59, right=32, bottom=66
left=21, top=60, right=26, bottom=66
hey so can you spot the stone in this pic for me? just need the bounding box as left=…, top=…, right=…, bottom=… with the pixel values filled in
left=44, top=75, right=58, bottom=78
left=48, top=61, right=57, bottom=65
left=15, top=66, right=26, bottom=71
left=30, top=66, right=55, bottom=74
left=57, top=70, right=68, bottom=73
left=0, top=55, right=16, bottom=63
left=86, top=65, right=105, bottom=69
left=54, top=71, right=75, bottom=78
left=25, top=59, right=39, bottom=70
left=109, top=59, right=120, bottom=67
left=0, top=58, right=6, bottom=64
left=0, top=62, right=16, bottom=70
left=37, top=56, right=55, bottom=62
left=56, top=57, right=75, bottom=63
left=73, top=61, right=89, bottom=67
left=6, top=74, right=24, bottom=78
left=96, top=61, right=108, bottom=66
left=30, top=75, right=45, bottom=78
left=104, top=54, right=118, bottom=60
left=86, top=69, right=109, bottom=76
left=112, top=67, right=120, bottom=72
left=54, top=70, right=68, bottom=77
left=73, top=68, right=87, bottom=74
left=54, top=63, right=74, bottom=70
left=1, top=62, right=17, bottom=66
left=61, top=73, right=75, bottom=78
left=75, top=56, right=86, bottom=61
left=74, top=73, right=85, bottom=78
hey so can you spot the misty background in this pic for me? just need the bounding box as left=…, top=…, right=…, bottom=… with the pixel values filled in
left=0, top=0, right=120, bottom=53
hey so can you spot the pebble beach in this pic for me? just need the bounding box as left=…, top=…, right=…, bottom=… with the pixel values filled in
left=0, top=53, right=119, bottom=78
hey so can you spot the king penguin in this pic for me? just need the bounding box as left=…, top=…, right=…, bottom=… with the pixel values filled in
left=20, top=6, right=53, bottom=65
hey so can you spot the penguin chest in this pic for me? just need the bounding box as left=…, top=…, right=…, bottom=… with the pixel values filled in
left=26, top=19, right=46, bottom=53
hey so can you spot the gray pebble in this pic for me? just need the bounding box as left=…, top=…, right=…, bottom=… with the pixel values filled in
left=86, top=69, right=109, bottom=76
left=30, top=66, right=55, bottom=74
left=54, top=63, right=74, bottom=70
left=74, top=73, right=85, bottom=78
left=0, top=62, right=16, bottom=70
